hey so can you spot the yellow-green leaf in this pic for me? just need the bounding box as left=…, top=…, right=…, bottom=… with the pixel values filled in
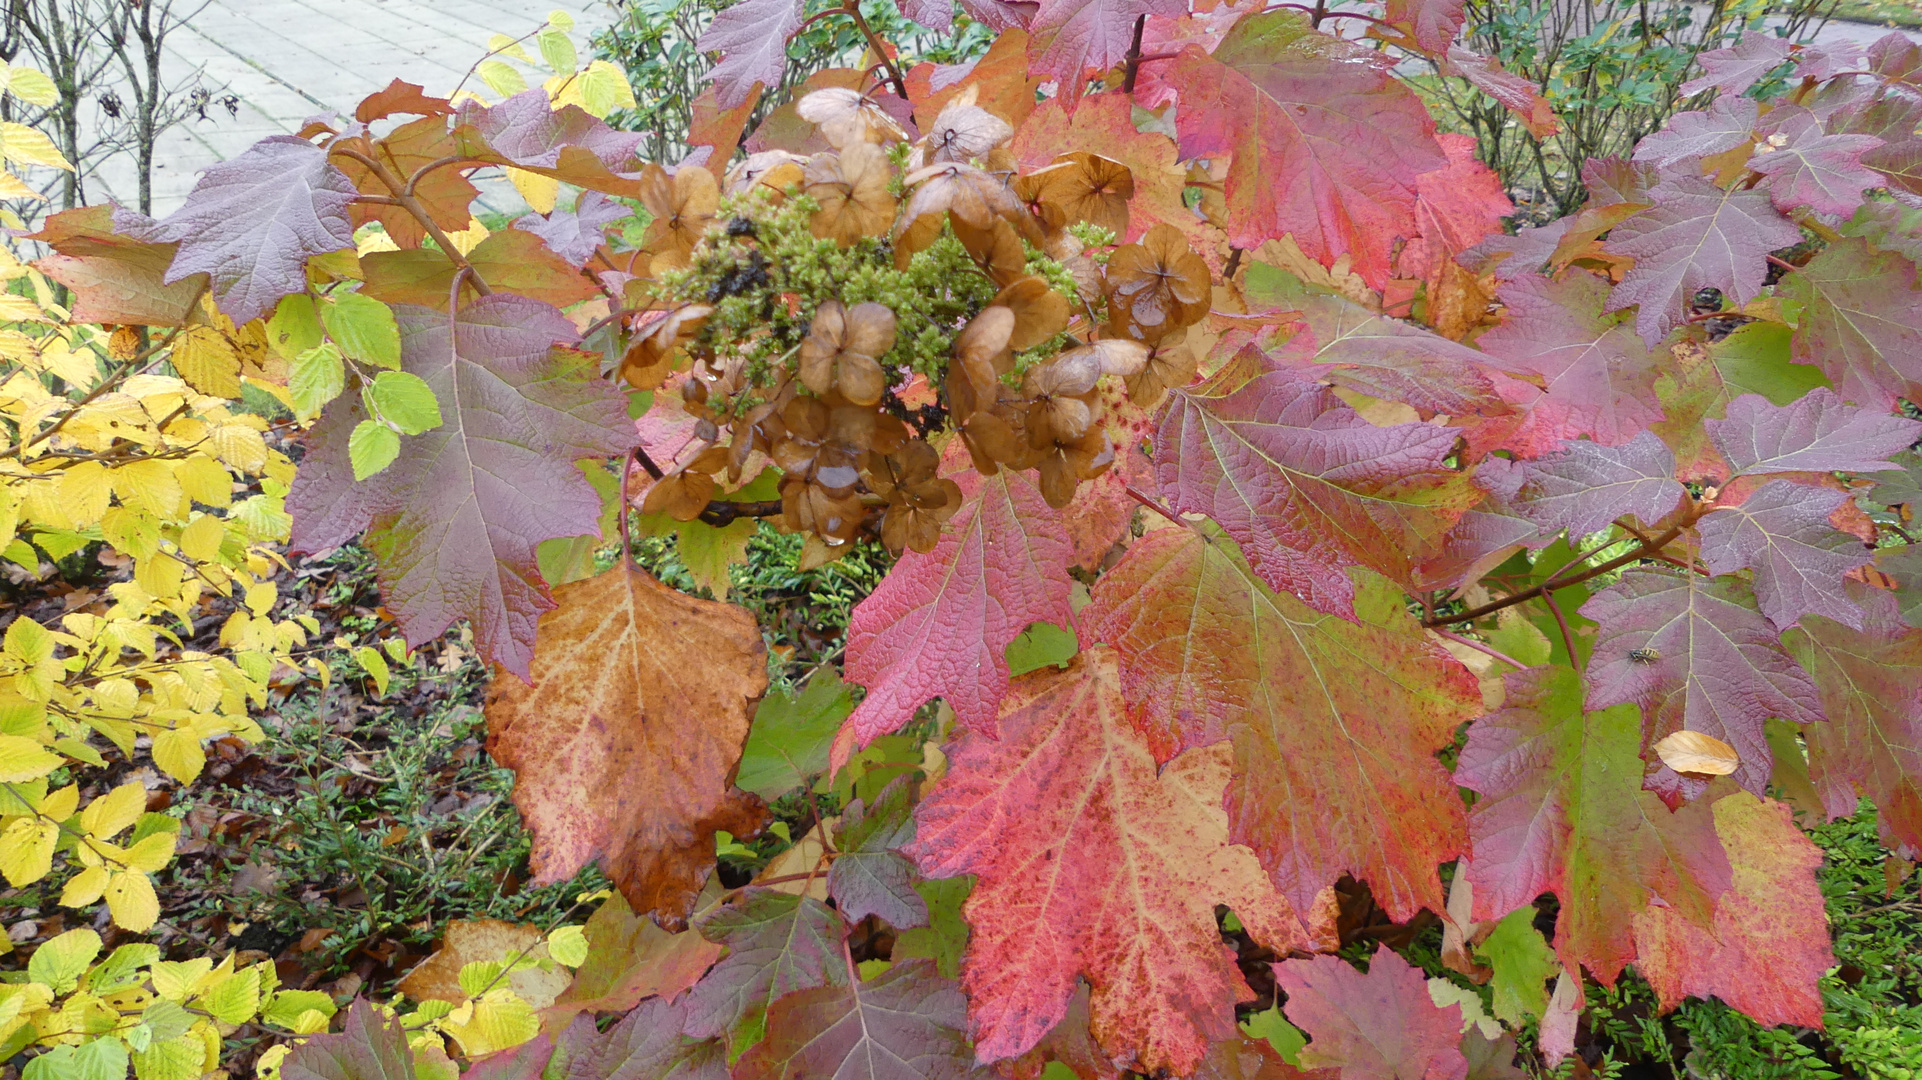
left=28, top=928, right=101, bottom=992
left=0, top=121, right=72, bottom=170
left=80, top=782, right=145, bottom=840
left=0, top=734, right=60, bottom=782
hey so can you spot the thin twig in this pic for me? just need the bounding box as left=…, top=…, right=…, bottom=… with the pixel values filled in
left=1423, top=523, right=1690, bottom=627
left=1431, top=628, right=1530, bottom=672
left=843, top=1, right=908, bottom=99
left=334, top=146, right=493, bottom=296
left=1124, top=483, right=1186, bottom=528
left=1542, top=589, right=1581, bottom=671
left=1121, top=15, right=1148, bottom=93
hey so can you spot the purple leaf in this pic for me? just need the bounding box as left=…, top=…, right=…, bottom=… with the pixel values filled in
left=1583, top=569, right=1826, bottom=803
left=1478, top=272, right=1669, bottom=446
left=1155, top=359, right=1476, bottom=618
left=285, top=295, right=633, bottom=678
left=282, top=1001, right=412, bottom=1080
left=148, top=136, right=354, bottom=324
left=1632, top=96, right=1758, bottom=170
left=1274, top=289, right=1502, bottom=416
left=1698, top=480, right=1875, bottom=631
left=1679, top=33, right=1791, bottom=96
left=1512, top=431, right=1686, bottom=538
left=828, top=777, right=928, bottom=929
left=697, top=0, right=803, bottom=109
left=1462, top=218, right=1570, bottom=281
left=733, top=960, right=984, bottom=1080
left=1749, top=106, right=1886, bottom=218
left=570, top=998, right=726, bottom=1080
left=459, top=89, right=644, bottom=170
left=1777, top=236, right=1922, bottom=408
left=1708, top=388, right=1922, bottom=477
left=1602, top=174, right=1802, bottom=347
left=513, top=192, right=628, bottom=268
left=682, top=889, right=849, bottom=1042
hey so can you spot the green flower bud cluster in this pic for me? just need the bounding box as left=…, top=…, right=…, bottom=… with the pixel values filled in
left=651, top=184, right=1085, bottom=426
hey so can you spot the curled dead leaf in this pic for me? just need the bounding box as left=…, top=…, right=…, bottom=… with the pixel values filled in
left=1653, top=731, right=1739, bottom=777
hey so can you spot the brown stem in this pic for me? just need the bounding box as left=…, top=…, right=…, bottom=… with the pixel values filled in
left=618, top=447, right=640, bottom=569
left=1124, top=482, right=1186, bottom=528
left=1541, top=589, right=1581, bottom=671
left=843, top=2, right=908, bottom=99
left=697, top=499, right=786, bottom=528
left=1766, top=253, right=1800, bottom=275
left=633, top=445, right=666, bottom=481
left=1422, top=523, right=1690, bottom=627
left=1431, top=627, right=1530, bottom=672
left=334, top=147, right=493, bottom=296
left=403, top=155, right=480, bottom=198
left=1224, top=246, right=1245, bottom=280
left=1122, top=15, right=1148, bottom=93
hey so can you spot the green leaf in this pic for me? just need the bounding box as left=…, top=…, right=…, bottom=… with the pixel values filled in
left=72, top=1037, right=128, bottom=1080
left=349, top=420, right=401, bottom=481
left=90, top=943, right=161, bottom=993
left=1477, top=906, right=1558, bottom=1025
left=269, top=293, right=323, bottom=359
left=638, top=469, right=780, bottom=599
left=735, top=673, right=854, bottom=800
left=29, top=928, right=101, bottom=992
left=538, top=28, right=578, bottom=76
left=366, top=371, right=442, bottom=435
left=322, top=292, right=402, bottom=369
left=1707, top=321, right=1830, bottom=406
left=1006, top=621, right=1079, bottom=676
left=1240, top=1004, right=1307, bottom=1064
left=355, top=646, right=391, bottom=696
left=290, top=344, right=345, bottom=420
left=891, top=876, right=971, bottom=979
left=261, top=990, right=337, bottom=1031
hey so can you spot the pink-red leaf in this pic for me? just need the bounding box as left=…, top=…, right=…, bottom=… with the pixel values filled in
left=286, top=295, right=634, bottom=676
left=1631, top=787, right=1833, bottom=1027
left=1679, top=33, right=1791, bottom=96
left=1384, top=0, right=1467, bottom=54
left=1697, top=480, right=1874, bottom=631
left=1708, top=387, right=1922, bottom=477
left=147, top=136, right=355, bottom=324
left=1507, top=431, right=1686, bottom=539
left=1776, top=235, right=1922, bottom=409
left=1750, top=106, right=1886, bottom=218
left=1080, top=527, right=1479, bottom=922
left=1478, top=272, right=1670, bottom=450
left=1582, top=569, right=1825, bottom=803
left=734, top=959, right=987, bottom=1080
left=1025, top=0, right=1184, bottom=107
left=839, top=468, right=1075, bottom=755
left=1455, top=666, right=1732, bottom=985
left=1601, top=175, right=1802, bottom=347
left=1158, top=11, right=1446, bottom=289
left=1275, top=949, right=1468, bottom=1080
left=907, top=647, right=1321, bottom=1076
left=1154, top=357, right=1477, bottom=617
left=1444, top=48, right=1556, bottom=138
left=1783, top=589, right=1922, bottom=857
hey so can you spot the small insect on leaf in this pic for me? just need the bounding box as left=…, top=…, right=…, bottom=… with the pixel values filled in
left=1652, top=730, right=1739, bottom=777
left=1629, top=647, right=1661, bottom=664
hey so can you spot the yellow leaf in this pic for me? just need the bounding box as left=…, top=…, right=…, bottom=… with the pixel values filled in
left=104, top=870, right=158, bottom=931
left=439, top=996, right=540, bottom=1057
left=174, top=454, right=232, bottom=508
left=150, top=728, right=205, bottom=784
left=39, top=783, right=78, bottom=819
left=0, top=734, right=60, bottom=782
left=110, top=459, right=183, bottom=519
left=0, top=121, right=71, bottom=170
left=168, top=327, right=240, bottom=397
left=444, top=218, right=490, bottom=256
left=506, top=168, right=558, bottom=215
left=1653, top=730, right=1739, bottom=777
left=5, top=67, right=59, bottom=108
left=122, top=829, right=176, bottom=873
left=545, top=924, right=587, bottom=967
left=2, top=617, right=51, bottom=664
left=176, top=513, right=224, bottom=563
left=208, top=425, right=267, bottom=472
left=131, top=1033, right=204, bottom=1080
left=79, top=781, right=145, bottom=840
left=59, top=461, right=112, bottom=527
left=0, top=817, right=56, bottom=886
left=244, top=581, right=276, bottom=615
left=58, top=865, right=108, bottom=909
left=0, top=295, right=42, bottom=321
left=356, top=228, right=399, bottom=256
left=477, top=60, right=527, bottom=98
left=150, top=958, right=213, bottom=1001
left=548, top=60, right=634, bottom=118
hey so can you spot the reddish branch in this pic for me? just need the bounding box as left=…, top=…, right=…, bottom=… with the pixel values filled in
left=843, top=1, right=909, bottom=99
left=1422, top=519, right=1698, bottom=628
left=334, top=146, right=494, bottom=296
left=1122, top=16, right=1149, bottom=93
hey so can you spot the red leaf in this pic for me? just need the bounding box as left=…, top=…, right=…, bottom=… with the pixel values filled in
left=1397, top=133, right=1514, bottom=290
left=1455, top=667, right=1732, bottom=986
left=1383, top=0, right=1466, bottom=54
left=1777, top=235, right=1922, bottom=409
left=1081, top=527, right=1479, bottom=921
left=1631, top=787, right=1834, bottom=1027
left=1154, top=356, right=1478, bottom=618
left=838, top=467, right=1076, bottom=757
left=1443, top=48, right=1556, bottom=137
left=684, top=85, right=763, bottom=177
left=1260, top=284, right=1503, bottom=418
left=1784, top=589, right=1922, bottom=857
left=1506, top=432, right=1686, bottom=539
left=1273, top=949, right=1468, bottom=1080
left=1157, top=11, right=1446, bottom=289
left=1477, top=272, right=1669, bottom=451
left=1582, top=569, right=1825, bottom=803
left=1753, top=105, right=1887, bottom=218
left=908, top=648, right=1321, bottom=1075
left=1025, top=0, right=1185, bottom=109
left=354, top=78, right=454, bottom=124
left=286, top=295, right=633, bottom=677
left=733, top=959, right=987, bottom=1080
left=28, top=206, right=207, bottom=327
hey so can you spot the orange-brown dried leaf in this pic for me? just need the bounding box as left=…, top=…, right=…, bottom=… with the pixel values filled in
left=805, top=144, right=898, bottom=246
left=397, top=919, right=571, bottom=1009
left=335, top=118, right=478, bottom=248
left=993, top=277, right=1071, bottom=351
left=640, top=164, right=721, bottom=268
left=486, top=564, right=770, bottom=930
left=1027, top=153, right=1134, bottom=238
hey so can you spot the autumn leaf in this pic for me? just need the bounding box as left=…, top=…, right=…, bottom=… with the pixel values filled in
left=398, top=919, right=570, bottom=1009
left=361, top=230, right=599, bottom=309
left=1478, top=272, right=1669, bottom=451
left=1749, top=105, right=1886, bottom=218
left=335, top=116, right=477, bottom=249
left=1024, top=0, right=1183, bottom=109
left=1273, top=948, right=1468, bottom=1080
left=505, top=999, right=726, bottom=1080
left=1154, top=354, right=1477, bottom=618
left=1679, top=33, right=1791, bottom=95
left=1505, top=432, right=1686, bottom=539
left=1081, top=526, right=1478, bottom=922
left=1157, top=11, right=1446, bottom=288
left=828, top=777, right=928, bottom=929
left=514, top=192, right=629, bottom=268
left=1783, top=588, right=1922, bottom=857
left=908, top=647, right=1321, bottom=1075
left=1383, top=0, right=1466, bottom=53
left=354, top=78, right=453, bottom=124
left=282, top=1000, right=414, bottom=1080
left=1630, top=96, right=1758, bottom=170
left=733, top=959, right=987, bottom=1080
left=1443, top=48, right=1556, bottom=137
left=144, top=136, right=355, bottom=324
left=1776, top=236, right=1922, bottom=408
left=485, top=564, right=769, bottom=930
left=1630, top=786, right=1833, bottom=1027
left=29, top=205, right=209, bottom=326
left=1454, top=666, right=1732, bottom=986
left=697, top=0, right=804, bottom=109
left=1010, top=94, right=1197, bottom=246
left=838, top=467, right=1076, bottom=757
left=285, top=295, right=633, bottom=675
left=1582, top=569, right=1825, bottom=803
left=1396, top=133, right=1514, bottom=294
left=1697, top=480, right=1874, bottom=631
left=1707, top=387, right=1922, bottom=478
left=681, top=888, right=849, bottom=1046
left=543, top=893, right=723, bottom=1029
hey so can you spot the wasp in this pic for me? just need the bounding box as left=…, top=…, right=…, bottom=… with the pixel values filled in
left=1629, top=647, right=1661, bottom=664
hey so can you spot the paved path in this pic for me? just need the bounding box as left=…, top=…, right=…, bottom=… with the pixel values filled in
left=84, top=0, right=615, bottom=216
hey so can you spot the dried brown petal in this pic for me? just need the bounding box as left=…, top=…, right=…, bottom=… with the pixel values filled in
left=894, top=162, right=1028, bottom=268
left=621, top=304, right=713, bottom=390
left=991, top=277, right=1071, bottom=352
left=805, top=144, right=897, bottom=246
left=1106, top=223, right=1210, bottom=336
left=642, top=468, right=716, bottom=522
left=639, top=165, right=720, bottom=268
left=925, top=99, right=1014, bottom=164
left=1061, top=338, right=1150, bottom=378
left=954, top=305, right=1016, bottom=399
left=727, top=150, right=806, bottom=196
left=797, top=88, right=908, bottom=149
left=953, top=216, right=1028, bottom=287
left=1029, top=153, right=1133, bottom=238
left=1124, top=339, right=1198, bottom=407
